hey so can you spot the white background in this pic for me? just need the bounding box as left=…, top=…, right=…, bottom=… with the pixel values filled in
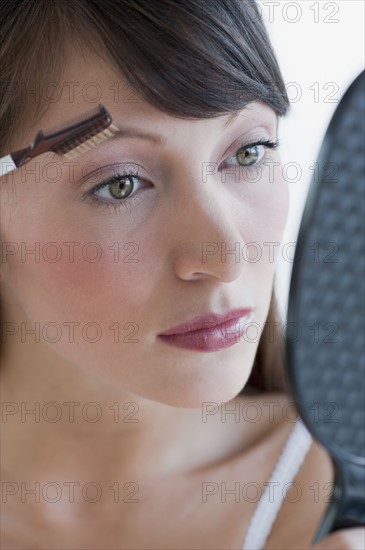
left=256, top=0, right=365, bottom=320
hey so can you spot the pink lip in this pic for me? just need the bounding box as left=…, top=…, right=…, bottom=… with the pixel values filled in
left=157, top=309, right=253, bottom=352
left=158, top=308, right=253, bottom=336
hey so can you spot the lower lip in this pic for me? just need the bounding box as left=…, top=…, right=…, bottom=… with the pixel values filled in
left=157, top=313, right=253, bottom=352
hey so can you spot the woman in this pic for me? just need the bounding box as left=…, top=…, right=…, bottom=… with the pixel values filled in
left=0, top=1, right=363, bottom=548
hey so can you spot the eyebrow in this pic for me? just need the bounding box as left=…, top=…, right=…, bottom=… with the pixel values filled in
left=223, top=110, right=241, bottom=128
left=102, top=108, right=249, bottom=149
left=103, top=127, right=166, bottom=147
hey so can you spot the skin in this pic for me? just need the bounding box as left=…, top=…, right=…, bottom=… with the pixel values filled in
left=2, top=44, right=363, bottom=549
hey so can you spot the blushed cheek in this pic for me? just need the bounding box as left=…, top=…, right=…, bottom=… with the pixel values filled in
left=0, top=241, right=144, bottom=375
left=9, top=230, right=164, bottom=342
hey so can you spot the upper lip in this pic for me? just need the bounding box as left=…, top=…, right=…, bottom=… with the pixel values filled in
left=158, top=307, right=253, bottom=336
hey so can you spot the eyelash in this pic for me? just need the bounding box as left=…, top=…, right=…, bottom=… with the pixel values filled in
left=81, top=138, right=279, bottom=214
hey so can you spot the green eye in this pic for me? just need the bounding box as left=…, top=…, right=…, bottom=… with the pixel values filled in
left=107, top=174, right=136, bottom=199
left=236, top=145, right=261, bottom=167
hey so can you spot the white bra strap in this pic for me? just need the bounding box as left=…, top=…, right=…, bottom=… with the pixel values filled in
left=241, top=419, right=313, bottom=550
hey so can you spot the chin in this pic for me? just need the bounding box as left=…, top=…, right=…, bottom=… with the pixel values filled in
left=132, top=369, right=252, bottom=409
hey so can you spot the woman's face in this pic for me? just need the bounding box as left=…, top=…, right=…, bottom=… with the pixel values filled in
left=0, top=47, right=289, bottom=407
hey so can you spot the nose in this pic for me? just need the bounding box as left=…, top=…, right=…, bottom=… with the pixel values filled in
left=168, top=179, right=248, bottom=283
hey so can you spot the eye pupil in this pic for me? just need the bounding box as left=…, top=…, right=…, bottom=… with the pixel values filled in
left=109, top=174, right=135, bottom=199
left=237, top=145, right=260, bottom=167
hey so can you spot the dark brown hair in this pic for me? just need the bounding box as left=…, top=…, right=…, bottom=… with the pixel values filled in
left=0, top=0, right=291, bottom=393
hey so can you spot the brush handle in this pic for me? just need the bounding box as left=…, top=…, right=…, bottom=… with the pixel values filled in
left=0, top=132, right=44, bottom=177
left=0, top=154, right=17, bottom=177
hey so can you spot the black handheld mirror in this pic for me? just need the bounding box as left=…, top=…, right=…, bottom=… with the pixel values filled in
left=285, top=69, right=365, bottom=543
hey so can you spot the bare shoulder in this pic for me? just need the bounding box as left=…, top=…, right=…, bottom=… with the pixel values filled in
left=215, top=391, right=334, bottom=550
left=261, top=395, right=335, bottom=550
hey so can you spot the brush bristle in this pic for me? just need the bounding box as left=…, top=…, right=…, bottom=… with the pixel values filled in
left=63, top=122, right=119, bottom=159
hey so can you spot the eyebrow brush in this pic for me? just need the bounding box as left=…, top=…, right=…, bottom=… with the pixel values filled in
left=0, top=103, right=119, bottom=178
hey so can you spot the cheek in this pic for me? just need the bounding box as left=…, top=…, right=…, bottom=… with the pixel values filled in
left=2, top=232, right=163, bottom=377
left=258, top=179, right=289, bottom=246
left=6, top=225, right=165, bottom=333
left=240, top=172, right=289, bottom=266
left=241, top=174, right=289, bottom=320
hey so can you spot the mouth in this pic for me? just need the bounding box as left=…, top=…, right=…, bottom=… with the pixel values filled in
left=157, top=310, right=253, bottom=352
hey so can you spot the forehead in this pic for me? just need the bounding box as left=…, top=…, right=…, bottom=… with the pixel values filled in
left=22, top=46, right=277, bottom=148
